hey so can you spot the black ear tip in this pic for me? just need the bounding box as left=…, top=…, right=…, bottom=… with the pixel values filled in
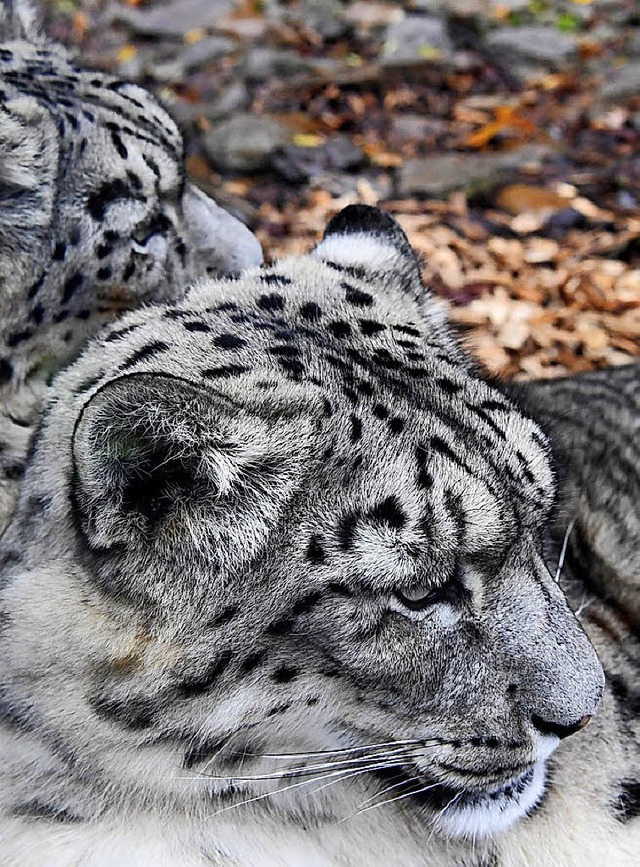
left=323, top=205, right=405, bottom=240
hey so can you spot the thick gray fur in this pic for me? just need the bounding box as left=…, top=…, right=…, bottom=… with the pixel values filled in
left=0, top=0, right=262, bottom=532
left=517, top=365, right=640, bottom=621
left=0, top=203, right=636, bottom=865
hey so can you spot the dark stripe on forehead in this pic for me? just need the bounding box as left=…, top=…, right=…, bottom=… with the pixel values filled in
left=7, top=70, right=181, bottom=162
left=104, top=323, right=140, bottom=342
left=202, top=365, right=250, bottom=379
left=443, top=488, right=465, bottom=544
left=515, top=450, right=536, bottom=485
left=429, top=435, right=476, bottom=478
left=324, top=260, right=367, bottom=280
left=119, top=341, right=169, bottom=370
left=83, top=80, right=181, bottom=157
left=466, top=401, right=507, bottom=441
left=40, top=65, right=179, bottom=156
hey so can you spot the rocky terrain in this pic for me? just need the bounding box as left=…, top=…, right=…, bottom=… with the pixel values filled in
left=43, top=0, right=639, bottom=378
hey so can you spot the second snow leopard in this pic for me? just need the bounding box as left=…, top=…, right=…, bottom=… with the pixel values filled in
left=0, top=0, right=261, bottom=532
left=1, top=205, right=637, bottom=866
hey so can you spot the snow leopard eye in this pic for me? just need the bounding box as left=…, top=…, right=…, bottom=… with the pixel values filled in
left=395, top=568, right=468, bottom=611
left=395, top=584, right=441, bottom=611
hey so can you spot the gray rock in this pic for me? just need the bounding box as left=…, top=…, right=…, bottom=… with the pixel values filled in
left=589, top=24, right=620, bottom=46
left=243, top=47, right=315, bottom=83
left=382, top=15, right=453, bottom=66
left=484, top=26, right=578, bottom=70
left=153, top=36, right=237, bottom=81
left=163, top=97, right=206, bottom=127
left=283, top=0, right=349, bottom=41
left=207, top=81, right=251, bottom=120
left=390, top=114, right=447, bottom=141
left=203, top=114, right=291, bottom=173
left=309, top=171, right=393, bottom=200
left=599, top=61, right=640, bottom=102
left=398, top=145, right=552, bottom=197
left=181, top=36, right=237, bottom=67
left=272, top=134, right=365, bottom=182
left=112, top=0, right=235, bottom=38
left=164, top=83, right=251, bottom=126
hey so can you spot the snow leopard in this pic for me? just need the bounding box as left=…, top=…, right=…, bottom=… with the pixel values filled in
left=1, top=204, right=636, bottom=866
left=0, top=0, right=262, bottom=533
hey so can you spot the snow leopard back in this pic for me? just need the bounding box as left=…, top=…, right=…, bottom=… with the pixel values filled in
left=2, top=206, right=634, bottom=866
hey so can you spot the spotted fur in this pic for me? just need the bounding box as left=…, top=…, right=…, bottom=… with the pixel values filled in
left=1, top=205, right=636, bottom=865
left=0, top=0, right=262, bottom=532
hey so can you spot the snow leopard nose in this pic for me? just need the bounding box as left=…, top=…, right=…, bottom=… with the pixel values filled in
left=531, top=712, right=592, bottom=740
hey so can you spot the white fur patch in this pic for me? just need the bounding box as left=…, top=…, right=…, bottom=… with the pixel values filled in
left=314, top=234, right=403, bottom=274
left=433, top=763, right=547, bottom=840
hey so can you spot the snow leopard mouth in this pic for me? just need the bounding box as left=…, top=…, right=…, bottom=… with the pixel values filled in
left=374, top=763, right=545, bottom=839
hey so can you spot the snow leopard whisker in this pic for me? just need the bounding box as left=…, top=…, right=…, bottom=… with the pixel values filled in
left=348, top=779, right=442, bottom=819
left=180, top=729, right=238, bottom=770
left=574, top=595, right=595, bottom=618
left=338, top=772, right=419, bottom=822
left=428, top=790, right=464, bottom=841
left=191, top=739, right=432, bottom=778
left=304, top=764, right=407, bottom=803
left=247, top=737, right=430, bottom=759
left=208, top=759, right=409, bottom=818
left=191, top=757, right=390, bottom=783
left=191, top=748, right=431, bottom=783
left=554, top=519, right=575, bottom=583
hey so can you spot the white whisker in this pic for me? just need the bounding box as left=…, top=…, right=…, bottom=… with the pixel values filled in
left=306, top=763, right=406, bottom=802
left=554, top=519, right=575, bottom=583
left=249, top=738, right=429, bottom=760
left=575, top=596, right=595, bottom=618
left=338, top=774, right=421, bottom=823
left=207, top=757, right=408, bottom=819
left=347, top=780, right=441, bottom=820
left=428, top=790, right=463, bottom=841
left=188, top=748, right=424, bottom=784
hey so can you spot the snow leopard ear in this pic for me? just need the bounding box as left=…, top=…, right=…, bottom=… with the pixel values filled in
left=72, top=372, right=317, bottom=552
left=313, top=204, right=422, bottom=290
left=0, top=97, right=59, bottom=285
